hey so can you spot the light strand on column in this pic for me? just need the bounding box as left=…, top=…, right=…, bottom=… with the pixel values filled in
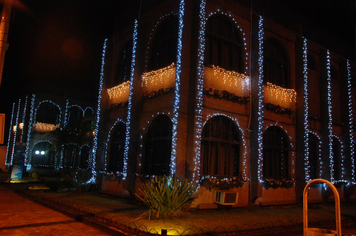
left=347, top=60, right=355, bottom=183
left=90, top=39, right=108, bottom=183
left=170, top=0, right=185, bottom=176
left=25, top=94, right=36, bottom=168
left=257, top=15, right=265, bottom=183
left=326, top=50, right=334, bottom=182
left=123, top=19, right=138, bottom=180
left=302, top=37, right=310, bottom=182
left=20, top=96, right=28, bottom=143
left=10, top=99, right=21, bottom=165
left=5, top=102, right=15, bottom=166
left=193, top=0, right=206, bottom=182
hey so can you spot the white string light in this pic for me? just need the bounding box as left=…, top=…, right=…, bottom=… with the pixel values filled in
left=302, top=37, right=310, bottom=182
left=25, top=94, right=36, bottom=167
left=257, top=15, right=265, bottom=183
left=326, top=50, right=334, bottom=182
left=170, top=0, right=185, bottom=175
left=5, top=102, right=15, bottom=166
left=123, top=19, right=138, bottom=180
left=91, top=39, right=108, bottom=183
left=347, top=59, right=355, bottom=183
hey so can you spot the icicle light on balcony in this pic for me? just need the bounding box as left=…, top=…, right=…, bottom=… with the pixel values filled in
left=264, top=82, right=297, bottom=109
left=107, top=80, right=130, bottom=105
left=204, top=66, right=250, bottom=97
left=141, top=63, right=176, bottom=93
left=34, top=122, right=59, bottom=133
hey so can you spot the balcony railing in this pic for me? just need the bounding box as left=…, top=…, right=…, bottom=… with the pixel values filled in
left=204, top=66, right=250, bottom=98
left=107, top=80, right=131, bottom=105
left=34, top=122, right=59, bottom=133
left=264, top=82, right=296, bottom=109
left=141, top=63, right=176, bottom=97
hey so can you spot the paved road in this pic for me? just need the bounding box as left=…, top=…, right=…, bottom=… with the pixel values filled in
left=0, top=185, right=112, bottom=236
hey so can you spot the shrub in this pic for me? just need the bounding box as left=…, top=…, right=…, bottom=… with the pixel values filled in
left=62, top=168, right=92, bottom=193
left=136, top=175, right=199, bottom=220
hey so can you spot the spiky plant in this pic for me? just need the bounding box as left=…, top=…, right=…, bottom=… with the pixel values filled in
left=136, top=175, right=199, bottom=220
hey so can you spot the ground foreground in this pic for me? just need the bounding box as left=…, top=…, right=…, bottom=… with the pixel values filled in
left=3, top=183, right=356, bottom=235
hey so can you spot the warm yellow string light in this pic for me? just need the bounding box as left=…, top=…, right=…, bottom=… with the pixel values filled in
left=266, top=82, right=296, bottom=103
left=212, top=65, right=250, bottom=91
left=34, top=122, right=59, bottom=132
left=107, top=81, right=131, bottom=103
left=141, top=63, right=176, bottom=89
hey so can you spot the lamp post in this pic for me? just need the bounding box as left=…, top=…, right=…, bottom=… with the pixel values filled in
left=0, top=0, right=12, bottom=87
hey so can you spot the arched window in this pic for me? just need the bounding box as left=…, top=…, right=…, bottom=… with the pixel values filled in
left=308, top=133, right=319, bottom=179
left=36, top=102, right=60, bottom=125
left=107, top=122, right=126, bottom=173
left=263, top=126, right=289, bottom=179
left=149, top=15, right=178, bottom=71
left=205, top=15, right=243, bottom=72
left=115, top=40, right=133, bottom=85
left=332, top=137, right=341, bottom=180
left=67, top=106, right=83, bottom=126
left=201, top=116, right=241, bottom=177
left=143, top=115, right=172, bottom=176
left=63, top=144, right=78, bottom=168
left=264, top=38, right=290, bottom=88
left=31, top=142, right=55, bottom=167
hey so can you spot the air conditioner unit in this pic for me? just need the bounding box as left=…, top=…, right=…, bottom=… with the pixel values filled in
left=214, top=190, right=238, bottom=205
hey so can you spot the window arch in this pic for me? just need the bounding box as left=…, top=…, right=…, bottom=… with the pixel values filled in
left=31, top=142, right=55, bottom=167
left=264, top=38, right=290, bottom=88
left=143, top=115, right=172, bottom=176
left=149, top=15, right=178, bottom=71
left=36, top=102, right=60, bottom=125
left=201, top=116, right=241, bottom=177
left=107, top=122, right=126, bottom=173
left=205, top=14, right=243, bottom=72
left=67, top=106, right=83, bottom=126
left=263, top=126, right=289, bottom=179
left=115, top=39, right=133, bottom=85
left=332, top=137, right=341, bottom=180
left=308, top=133, right=320, bottom=179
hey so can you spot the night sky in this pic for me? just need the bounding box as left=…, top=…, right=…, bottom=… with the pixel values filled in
left=0, top=0, right=122, bottom=116
left=0, top=0, right=354, bottom=132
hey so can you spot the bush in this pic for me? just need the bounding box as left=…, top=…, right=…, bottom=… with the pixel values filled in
left=61, top=168, right=92, bottom=193
left=136, top=175, right=199, bottom=220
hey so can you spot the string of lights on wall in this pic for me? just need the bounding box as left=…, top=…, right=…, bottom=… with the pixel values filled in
left=257, top=15, right=265, bottom=183
left=10, top=99, right=21, bottom=165
left=25, top=94, right=36, bottom=168
left=308, top=130, right=323, bottom=178
left=20, top=96, right=28, bottom=143
left=91, top=39, right=108, bottom=183
left=347, top=59, right=356, bottom=183
left=34, top=100, right=62, bottom=125
left=104, top=118, right=126, bottom=173
left=107, top=80, right=131, bottom=102
left=170, top=0, right=185, bottom=176
left=326, top=50, right=335, bottom=182
left=5, top=103, right=15, bottom=165
left=123, top=19, right=138, bottom=180
left=265, top=82, right=297, bottom=103
left=192, top=0, right=206, bottom=182
left=302, top=37, right=310, bottom=182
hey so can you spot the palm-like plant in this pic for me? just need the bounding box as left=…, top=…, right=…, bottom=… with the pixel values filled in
left=136, top=175, right=199, bottom=220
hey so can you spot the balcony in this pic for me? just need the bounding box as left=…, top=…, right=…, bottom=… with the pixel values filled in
left=141, top=63, right=176, bottom=99
left=107, top=80, right=131, bottom=106
left=204, top=66, right=250, bottom=103
left=33, top=122, right=59, bottom=133
left=264, top=82, right=296, bottom=112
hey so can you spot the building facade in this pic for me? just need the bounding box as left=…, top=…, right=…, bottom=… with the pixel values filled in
left=95, top=0, right=356, bottom=207
left=6, top=93, right=95, bottom=175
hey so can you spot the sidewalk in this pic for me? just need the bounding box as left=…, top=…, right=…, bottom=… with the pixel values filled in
left=0, top=185, right=116, bottom=236
left=2, top=183, right=356, bottom=235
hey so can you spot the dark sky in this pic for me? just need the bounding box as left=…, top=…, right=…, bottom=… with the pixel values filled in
left=0, top=0, right=122, bottom=115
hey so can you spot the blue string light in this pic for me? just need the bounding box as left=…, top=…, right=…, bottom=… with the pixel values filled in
left=347, top=60, right=355, bottom=184
left=170, top=0, right=185, bottom=175
left=302, top=37, right=310, bottom=182
left=25, top=94, right=36, bottom=167
left=123, top=19, right=138, bottom=180
left=257, top=15, right=265, bottom=183
left=5, top=102, right=15, bottom=166
left=91, top=39, right=108, bottom=183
